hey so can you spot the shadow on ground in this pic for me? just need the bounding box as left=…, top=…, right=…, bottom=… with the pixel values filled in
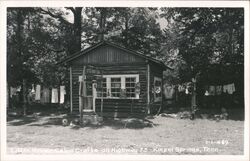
left=7, top=104, right=68, bottom=126
left=7, top=104, right=157, bottom=129
left=8, top=114, right=157, bottom=129
left=86, top=118, right=157, bottom=130
left=7, top=104, right=244, bottom=129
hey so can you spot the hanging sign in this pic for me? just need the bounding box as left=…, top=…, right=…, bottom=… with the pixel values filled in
left=155, top=86, right=161, bottom=94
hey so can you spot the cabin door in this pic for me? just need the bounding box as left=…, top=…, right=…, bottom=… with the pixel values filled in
left=79, top=76, right=97, bottom=112
left=84, top=81, right=97, bottom=112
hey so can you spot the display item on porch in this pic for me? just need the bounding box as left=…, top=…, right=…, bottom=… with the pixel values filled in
left=51, top=88, right=58, bottom=103
left=155, top=86, right=161, bottom=94
left=60, top=86, right=66, bottom=104
left=35, top=85, right=41, bottom=100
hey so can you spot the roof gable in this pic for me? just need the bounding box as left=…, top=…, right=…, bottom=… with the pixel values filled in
left=59, top=41, right=168, bottom=69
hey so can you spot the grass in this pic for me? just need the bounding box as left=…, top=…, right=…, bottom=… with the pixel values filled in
left=7, top=106, right=244, bottom=155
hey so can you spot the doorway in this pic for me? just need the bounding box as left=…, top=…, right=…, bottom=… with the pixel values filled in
left=79, top=76, right=97, bottom=112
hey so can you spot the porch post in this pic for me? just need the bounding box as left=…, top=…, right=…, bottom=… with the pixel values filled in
left=92, top=80, right=97, bottom=112
left=80, top=66, right=86, bottom=125
left=70, top=67, right=73, bottom=113
left=146, top=62, right=151, bottom=114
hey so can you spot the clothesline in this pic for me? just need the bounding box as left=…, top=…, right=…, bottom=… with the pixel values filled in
left=34, top=85, right=66, bottom=104
left=205, top=83, right=235, bottom=96
left=163, top=81, right=236, bottom=100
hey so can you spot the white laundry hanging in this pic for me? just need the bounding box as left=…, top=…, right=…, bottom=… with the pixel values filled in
left=41, top=88, right=50, bottom=103
left=60, top=86, right=66, bottom=104
left=223, top=83, right=235, bottom=94
left=51, top=88, right=58, bottom=103
left=35, top=85, right=41, bottom=100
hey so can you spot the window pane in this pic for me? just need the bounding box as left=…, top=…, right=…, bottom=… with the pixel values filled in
left=111, top=77, right=121, bottom=98
left=126, top=83, right=130, bottom=87
left=111, top=78, right=120, bottom=82
left=125, top=77, right=136, bottom=98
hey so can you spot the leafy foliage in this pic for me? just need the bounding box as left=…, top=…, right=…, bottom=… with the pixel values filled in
left=160, top=8, right=244, bottom=84
left=7, top=7, right=244, bottom=95
left=7, top=8, right=67, bottom=89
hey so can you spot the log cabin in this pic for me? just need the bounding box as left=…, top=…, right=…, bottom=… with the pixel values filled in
left=60, top=41, right=169, bottom=118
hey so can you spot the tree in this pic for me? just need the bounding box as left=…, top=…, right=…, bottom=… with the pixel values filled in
left=7, top=8, right=69, bottom=111
left=103, top=8, right=164, bottom=57
left=7, top=8, right=37, bottom=113
left=160, top=8, right=244, bottom=83
left=40, top=7, right=83, bottom=55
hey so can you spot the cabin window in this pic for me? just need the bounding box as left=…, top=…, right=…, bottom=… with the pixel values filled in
left=154, top=76, right=162, bottom=102
left=96, top=74, right=139, bottom=99
left=111, top=78, right=121, bottom=98
left=97, top=78, right=107, bottom=97
left=125, top=77, right=136, bottom=98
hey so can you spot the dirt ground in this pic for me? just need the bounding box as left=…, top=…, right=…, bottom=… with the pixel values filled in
left=7, top=108, right=244, bottom=155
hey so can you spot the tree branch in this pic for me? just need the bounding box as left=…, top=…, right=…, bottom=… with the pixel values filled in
left=49, top=48, right=66, bottom=53
left=40, top=8, right=73, bottom=26
left=65, top=7, right=76, bottom=15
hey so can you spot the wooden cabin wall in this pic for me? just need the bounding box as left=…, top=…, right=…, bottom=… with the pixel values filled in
left=70, top=64, right=148, bottom=117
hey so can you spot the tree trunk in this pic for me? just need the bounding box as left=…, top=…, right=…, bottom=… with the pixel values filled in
left=124, top=12, right=129, bottom=45
left=73, top=7, right=82, bottom=54
left=99, top=8, right=107, bottom=41
left=17, top=9, right=27, bottom=115
left=22, top=79, right=27, bottom=115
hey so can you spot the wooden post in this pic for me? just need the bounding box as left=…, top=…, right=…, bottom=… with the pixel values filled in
left=92, top=80, right=97, bottom=112
left=70, top=67, right=73, bottom=113
left=80, top=66, right=86, bottom=125
left=101, top=70, right=103, bottom=117
left=146, top=63, right=151, bottom=115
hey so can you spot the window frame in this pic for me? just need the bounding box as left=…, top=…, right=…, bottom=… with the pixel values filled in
left=96, top=74, right=139, bottom=99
